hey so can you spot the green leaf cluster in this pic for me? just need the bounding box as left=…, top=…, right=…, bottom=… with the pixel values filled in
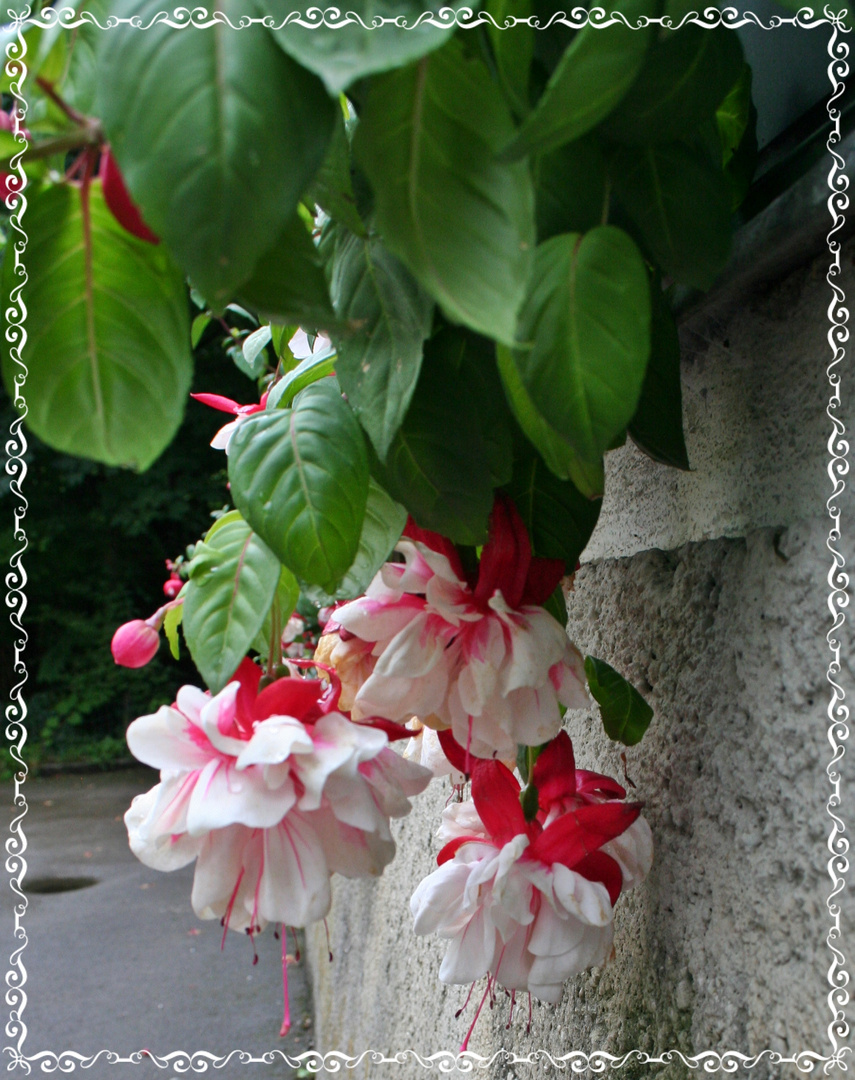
left=5, top=9, right=756, bottom=748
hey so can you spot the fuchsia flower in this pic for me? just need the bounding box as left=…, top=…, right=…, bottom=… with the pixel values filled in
left=410, top=732, right=652, bottom=1019
left=125, top=659, right=430, bottom=933
left=329, top=497, right=589, bottom=760
left=191, top=391, right=269, bottom=453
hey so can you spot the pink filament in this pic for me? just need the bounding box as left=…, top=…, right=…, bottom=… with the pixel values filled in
left=279, top=923, right=291, bottom=1037
left=461, top=976, right=492, bottom=1053
left=221, top=867, right=245, bottom=950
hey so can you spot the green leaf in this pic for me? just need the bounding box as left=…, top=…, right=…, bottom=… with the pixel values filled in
left=54, top=0, right=109, bottom=115
left=252, top=565, right=301, bottom=656
left=486, top=0, right=534, bottom=117
left=256, top=0, right=463, bottom=96
left=372, top=340, right=494, bottom=545
left=236, top=213, right=335, bottom=327
left=496, top=343, right=605, bottom=498
left=301, top=478, right=408, bottom=604
left=603, top=25, right=744, bottom=144
left=265, top=346, right=337, bottom=409
left=535, top=135, right=608, bottom=243
left=96, top=0, right=336, bottom=304
left=440, top=326, right=515, bottom=488
left=1, top=182, right=191, bottom=470
left=228, top=381, right=369, bottom=592
left=191, top=313, right=211, bottom=349
left=183, top=511, right=282, bottom=693
left=584, top=655, right=653, bottom=746
left=163, top=602, right=183, bottom=660
left=307, top=108, right=367, bottom=238
left=611, top=142, right=733, bottom=290
left=242, top=325, right=272, bottom=373
left=500, top=1, right=656, bottom=160
left=628, top=280, right=690, bottom=469
left=354, top=39, right=534, bottom=345
left=329, top=226, right=433, bottom=459
left=507, top=454, right=601, bottom=570
left=512, top=227, right=651, bottom=463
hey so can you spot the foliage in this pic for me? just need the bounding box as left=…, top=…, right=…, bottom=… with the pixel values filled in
left=2, top=5, right=763, bottom=754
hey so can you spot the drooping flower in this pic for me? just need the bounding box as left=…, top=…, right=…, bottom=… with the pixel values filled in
left=124, top=659, right=431, bottom=934
left=326, top=496, right=588, bottom=760
left=191, top=391, right=269, bottom=453
left=410, top=732, right=652, bottom=1014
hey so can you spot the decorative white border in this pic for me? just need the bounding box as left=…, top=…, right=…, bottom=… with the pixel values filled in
left=2, top=5, right=849, bottom=1073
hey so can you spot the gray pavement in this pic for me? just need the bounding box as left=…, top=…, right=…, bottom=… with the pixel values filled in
left=1, top=769, right=316, bottom=1076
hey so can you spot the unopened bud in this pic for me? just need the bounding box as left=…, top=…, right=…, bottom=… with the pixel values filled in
left=111, top=619, right=159, bottom=668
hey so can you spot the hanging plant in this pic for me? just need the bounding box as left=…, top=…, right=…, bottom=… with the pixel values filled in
left=3, top=0, right=758, bottom=1042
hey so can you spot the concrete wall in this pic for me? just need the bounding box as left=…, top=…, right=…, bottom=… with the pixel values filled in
left=307, top=233, right=853, bottom=1075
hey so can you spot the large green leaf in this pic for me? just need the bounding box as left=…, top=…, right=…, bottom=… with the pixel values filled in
left=611, top=142, right=733, bottom=290
left=0, top=182, right=191, bottom=470
left=183, top=511, right=282, bottom=693
left=256, top=0, right=464, bottom=96
left=354, top=39, right=534, bottom=345
left=585, top=655, right=653, bottom=746
left=266, top=346, right=337, bottom=410
left=511, top=227, right=651, bottom=463
left=535, top=135, right=608, bottom=243
left=486, top=0, right=534, bottom=117
left=437, top=326, right=515, bottom=488
left=496, top=344, right=605, bottom=498
left=96, top=0, right=335, bottom=305
left=507, top=455, right=601, bottom=570
left=372, top=342, right=494, bottom=544
left=236, top=213, right=335, bottom=327
left=603, top=25, right=744, bottom=145
left=228, top=381, right=369, bottom=592
left=301, top=478, right=408, bottom=604
left=308, top=109, right=367, bottom=238
left=628, top=280, right=690, bottom=469
left=500, top=0, right=656, bottom=160
left=329, top=226, right=434, bottom=459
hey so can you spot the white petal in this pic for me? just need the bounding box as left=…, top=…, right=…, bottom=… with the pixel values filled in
left=185, top=759, right=297, bottom=833
left=257, top=814, right=331, bottom=926
left=439, top=906, right=498, bottom=985
left=411, top=862, right=473, bottom=937
left=236, top=716, right=314, bottom=769
left=601, top=815, right=654, bottom=890
left=125, top=785, right=201, bottom=871
left=126, top=705, right=212, bottom=772
left=551, top=864, right=613, bottom=926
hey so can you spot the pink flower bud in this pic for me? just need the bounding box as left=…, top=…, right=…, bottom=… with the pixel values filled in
left=111, top=619, right=160, bottom=668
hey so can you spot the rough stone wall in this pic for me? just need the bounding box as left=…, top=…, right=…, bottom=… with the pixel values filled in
left=308, top=242, right=853, bottom=1075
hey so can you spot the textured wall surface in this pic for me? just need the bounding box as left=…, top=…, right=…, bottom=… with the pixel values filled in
left=308, top=242, right=852, bottom=1075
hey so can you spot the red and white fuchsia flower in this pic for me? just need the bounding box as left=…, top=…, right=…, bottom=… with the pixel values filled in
left=191, top=391, right=269, bottom=453
left=410, top=732, right=652, bottom=1024
left=324, top=497, right=588, bottom=760
left=124, top=658, right=430, bottom=1029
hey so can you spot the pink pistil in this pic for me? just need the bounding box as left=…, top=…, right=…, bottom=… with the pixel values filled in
left=280, top=923, right=291, bottom=1037
left=461, top=975, right=492, bottom=1052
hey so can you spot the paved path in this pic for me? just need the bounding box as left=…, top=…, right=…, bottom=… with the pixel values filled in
left=1, top=769, right=315, bottom=1076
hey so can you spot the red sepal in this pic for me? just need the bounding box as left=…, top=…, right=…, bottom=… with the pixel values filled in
left=191, top=392, right=241, bottom=415
left=529, top=801, right=642, bottom=870
left=575, top=770, right=627, bottom=801
left=573, top=850, right=624, bottom=906
left=402, top=518, right=466, bottom=582
left=474, top=495, right=530, bottom=609
left=437, top=728, right=470, bottom=776
left=532, top=730, right=576, bottom=808
left=361, top=717, right=413, bottom=742
left=437, top=835, right=483, bottom=865
left=100, top=148, right=159, bottom=244
left=521, top=557, right=565, bottom=607
left=255, top=676, right=326, bottom=725
left=471, top=760, right=529, bottom=846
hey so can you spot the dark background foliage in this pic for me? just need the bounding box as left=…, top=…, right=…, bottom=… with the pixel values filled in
left=1, top=330, right=253, bottom=769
